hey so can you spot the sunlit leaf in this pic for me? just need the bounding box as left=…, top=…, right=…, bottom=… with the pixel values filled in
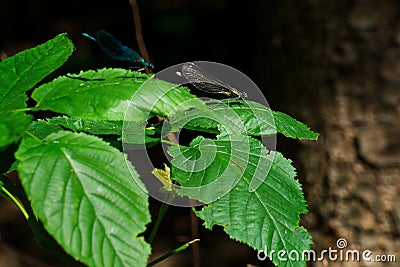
left=0, top=33, right=73, bottom=147
left=16, top=131, right=151, bottom=267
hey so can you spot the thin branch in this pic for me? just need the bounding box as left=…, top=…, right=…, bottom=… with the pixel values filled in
left=148, top=202, right=169, bottom=244
left=128, top=6, right=201, bottom=266
left=129, top=0, right=150, bottom=63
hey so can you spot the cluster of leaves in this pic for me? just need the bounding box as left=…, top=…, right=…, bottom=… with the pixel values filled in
left=0, top=34, right=318, bottom=267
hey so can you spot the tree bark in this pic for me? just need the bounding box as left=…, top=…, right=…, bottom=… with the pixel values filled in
left=255, top=1, right=400, bottom=266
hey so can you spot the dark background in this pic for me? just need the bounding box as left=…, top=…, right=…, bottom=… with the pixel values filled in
left=1, top=1, right=400, bottom=267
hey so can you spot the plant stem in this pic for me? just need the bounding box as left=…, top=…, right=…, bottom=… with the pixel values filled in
left=1, top=186, right=29, bottom=219
left=147, top=239, right=200, bottom=267
left=147, top=202, right=169, bottom=244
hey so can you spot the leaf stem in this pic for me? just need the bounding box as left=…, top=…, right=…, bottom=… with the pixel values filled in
left=24, top=131, right=42, bottom=142
left=147, top=239, right=200, bottom=267
left=12, top=107, right=34, bottom=112
left=1, top=186, right=29, bottom=219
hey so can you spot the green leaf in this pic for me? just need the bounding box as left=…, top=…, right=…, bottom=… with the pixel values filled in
left=168, top=135, right=250, bottom=201
left=27, top=116, right=123, bottom=138
left=25, top=119, right=64, bottom=140
left=0, top=33, right=74, bottom=96
left=32, top=69, right=202, bottom=121
left=233, top=101, right=319, bottom=139
left=123, top=79, right=203, bottom=122
left=32, top=69, right=148, bottom=120
left=0, top=100, right=32, bottom=147
left=272, top=110, right=319, bottom=140
left=51, top=116, right=123, bottom=135
left=0, top=33, right=73, bottom=147
left=28, top=116, right=161, bottom=147
left=121, top=78, right=205, bottom=146
left=169, top=100, right=318, bottom=140
left=169, top=135, right=311, bottom=267
left=15, top=131, right=151, bottom=267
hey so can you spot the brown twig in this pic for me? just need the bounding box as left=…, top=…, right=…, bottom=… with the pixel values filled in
left=129, top=0, right=150, bottom=64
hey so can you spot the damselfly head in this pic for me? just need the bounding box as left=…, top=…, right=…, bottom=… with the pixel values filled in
left=239, top=91, right=248, bottom=99
left=230, top=88, right=247, bottom=99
